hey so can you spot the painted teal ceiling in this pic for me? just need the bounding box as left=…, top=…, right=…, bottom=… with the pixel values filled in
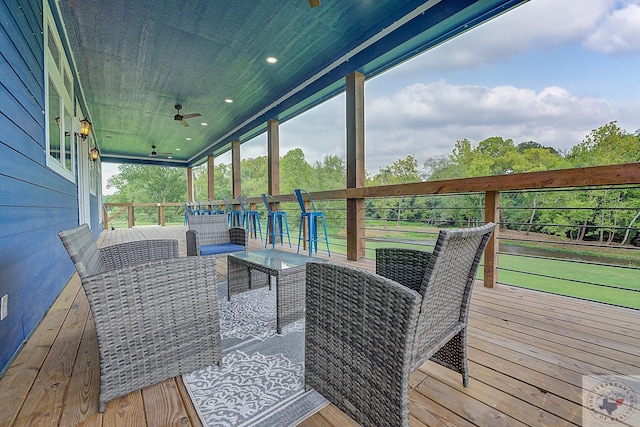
left=56, top=0, right=528, bottom=167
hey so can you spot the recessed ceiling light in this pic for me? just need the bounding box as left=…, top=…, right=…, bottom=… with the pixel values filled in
left=266, top=56, right=278, bottom=64
left=168, top=156, right=173, bottom=159
left=201, top=122, right=208, bottom=126
left=186, top=137, right=192, bottom=141
left=225, top=98, right=234, bottom=103
left=176, top=148, right=181, bottom=151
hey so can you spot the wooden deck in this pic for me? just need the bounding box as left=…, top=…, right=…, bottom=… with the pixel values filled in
left=1, top=225, right=638, bottom=426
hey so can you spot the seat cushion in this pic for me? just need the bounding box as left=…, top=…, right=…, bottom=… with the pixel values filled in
left=200, top=243, right=245, bottom=256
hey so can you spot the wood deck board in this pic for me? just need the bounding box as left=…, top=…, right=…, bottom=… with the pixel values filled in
left=1, top=225, right=638, bottom=426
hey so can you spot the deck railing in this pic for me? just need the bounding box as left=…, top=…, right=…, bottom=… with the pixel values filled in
left=103, top=163, right=640, bottom=309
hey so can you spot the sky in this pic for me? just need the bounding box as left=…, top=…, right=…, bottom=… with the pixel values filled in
left=102, top=0, right=640, bottom=195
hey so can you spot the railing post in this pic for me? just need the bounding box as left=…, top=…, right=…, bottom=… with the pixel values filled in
left=128, top=205, right=135, bottom=228
left=346, top=71, right=365, bottom=261
left=103, top=206, right=109, bottom=230
left=484, top=191, right=499, bottom=288
left=157, top=203, right=166, bottom=226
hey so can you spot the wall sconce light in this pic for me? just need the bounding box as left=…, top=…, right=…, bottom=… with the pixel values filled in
left=80, top=118, right=92, bottom=139
left=90, top=147, right=100, bottom=162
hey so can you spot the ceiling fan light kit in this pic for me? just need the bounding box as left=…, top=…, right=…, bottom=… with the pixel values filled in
left=149, top=145, right=173, bottom=157
left=173, top=104, right=201, bottom=127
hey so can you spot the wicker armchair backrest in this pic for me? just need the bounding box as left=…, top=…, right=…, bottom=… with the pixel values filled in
left=415, top=223, right=495, bottom=354
left=187, top=214, right=230, bottom=245
left=58, top=224, right=105, bottom=278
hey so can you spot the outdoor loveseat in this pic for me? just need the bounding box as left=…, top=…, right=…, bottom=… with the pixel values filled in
left=186, top=213, right=248, bottom=256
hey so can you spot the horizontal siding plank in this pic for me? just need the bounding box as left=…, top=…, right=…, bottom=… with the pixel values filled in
left=1, top=0, right=44, bottom=56
left=0, top=175, right=77, bottom=209
left=0, top=83, right=44, bottom=145
left=0, top=55, right=44, bottom=120
left=0, top=1, right=44, bottom=87
left=0, top=115, right=45, bottom=161
left=11, top=0, right=44, bottom=51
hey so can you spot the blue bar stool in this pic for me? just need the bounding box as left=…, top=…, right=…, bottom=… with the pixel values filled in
left=208, top=200, right=226, bottom=214
left=238, top=195, right=263, bottom=240
left=261, top=193, right=291, bottom=248
left=182, top=202, right=194, bottom=225
left=224, top=197, right=243, bottom=227
left=197, top=200, right=212, bottom=215
left=294, top=189, right=330, bottom=256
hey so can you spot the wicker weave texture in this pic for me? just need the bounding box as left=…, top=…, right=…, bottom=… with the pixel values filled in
left=227, top=256, right=270, bottom=299
left=100, top=239, right=179, bottom=270
left=58, top=224, right=222, bottom=412
left=376, top=222, right=495, bottom=383
left=305, top=262, right=420, bottom=427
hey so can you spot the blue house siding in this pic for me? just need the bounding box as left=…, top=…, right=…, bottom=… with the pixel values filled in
left=0, top=0, right=81, bottom=373
left=90, top=193, right=100, bottom=235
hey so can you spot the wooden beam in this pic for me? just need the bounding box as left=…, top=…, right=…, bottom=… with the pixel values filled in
left=186, top=167, right=193, bottom=202
left=484, top=191, right=500, bottom=288
left=207, top=155, right=215, bottom=200
left=345, top=163, right=640, bottom=199
left=232, top=140, right=241, bottom=198
left=346, top=71, right=365, bottom=260
left=346, top=71, right=365, bottom=189
left=267, top=119, right=280, bottom=196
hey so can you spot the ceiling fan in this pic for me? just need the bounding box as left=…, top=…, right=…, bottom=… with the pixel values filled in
left=149, top=145, right=172, bottom=157
left=173, top=104, right=201, bottom=127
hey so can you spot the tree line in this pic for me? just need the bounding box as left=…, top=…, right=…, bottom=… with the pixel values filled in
left=106, top=121, right=640, bottom=244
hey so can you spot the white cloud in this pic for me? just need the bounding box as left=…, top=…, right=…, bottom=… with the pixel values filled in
left=391, top=0, right=618, bottom=75
left=362, top=80, right=623, bottom=171
left=101, top=163, right=121, bottom=195
left=239, top=78, right=634, bottom=174
left=584, top=2, right=640, bottom=53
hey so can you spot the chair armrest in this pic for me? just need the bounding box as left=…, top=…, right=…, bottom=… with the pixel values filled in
left=228, top=227, right=248, bottom=248
left=186, top=230, right=200, bottom=256
left=100, top=239, right=179, bottom=270
left=375, top=248, right=431, bottom=292
left=82, top=256, right=221, bottom=407
left=305, top=262, right=420, bottom=427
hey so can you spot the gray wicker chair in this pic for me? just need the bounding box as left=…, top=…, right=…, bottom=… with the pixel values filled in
left=186, top=213, right=248, bottom=256
left=305, top=222, right=495, bottom=426
left=58, top=224, right=222, bottom=412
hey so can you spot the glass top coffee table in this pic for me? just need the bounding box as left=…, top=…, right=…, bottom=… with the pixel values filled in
left=227, top=249, right=326, bottom=333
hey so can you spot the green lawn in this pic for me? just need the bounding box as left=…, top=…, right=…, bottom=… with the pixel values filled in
left=324, top=235, right=640, bottom=310
left=116, top=219, right=640, bottom=309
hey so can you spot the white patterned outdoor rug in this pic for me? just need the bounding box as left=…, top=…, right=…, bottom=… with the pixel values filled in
left=182, top=282, right=328, bottom=427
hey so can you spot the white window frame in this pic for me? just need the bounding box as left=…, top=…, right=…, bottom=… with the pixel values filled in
left=44, top=2, right=76, bottom=182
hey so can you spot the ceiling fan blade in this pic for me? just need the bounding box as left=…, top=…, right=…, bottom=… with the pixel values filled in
left=181, top=113, right=201, bottom=120
left=180, top=120, right=189, bottom=127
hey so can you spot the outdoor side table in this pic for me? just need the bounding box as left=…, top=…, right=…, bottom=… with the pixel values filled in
left=227, top=249, right=325, bottom=333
